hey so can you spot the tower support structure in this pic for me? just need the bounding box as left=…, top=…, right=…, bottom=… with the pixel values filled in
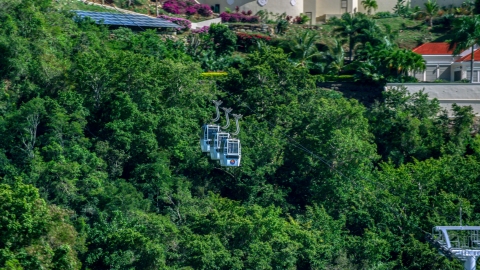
left=432, top=226, right=480, bottom=270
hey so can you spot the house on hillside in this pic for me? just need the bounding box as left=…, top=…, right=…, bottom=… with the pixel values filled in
left=412, top=42, right=480, bottom=82
left=198, top=0, right=397, bottom=22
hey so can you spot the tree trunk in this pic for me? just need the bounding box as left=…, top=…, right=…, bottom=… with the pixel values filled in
left=471, top=45, right=475, bottom=83
left=429, top=17, right=433, bottom=27
left=349, top=36, right=353, bottom=61
left=156, top=0, right=159, bottom=17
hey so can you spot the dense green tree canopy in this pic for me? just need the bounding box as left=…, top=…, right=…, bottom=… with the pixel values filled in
left=0, top=0, right=477, bottom=269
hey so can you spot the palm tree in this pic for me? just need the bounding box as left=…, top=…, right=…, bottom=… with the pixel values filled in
left=355, top=18, right=383, bottom=47
left=449, top=15, right=480, bottom=83
left=422, top=0, right=439, bottom=27
left=285, top=29, right=322, bottom=67
left=322, top=39, right=345, bottom=74
left=331, top=13, right=366, bottom=61
left=386, top=49, right=426, bottom=77
left=361, top=0, right=378, bottom=15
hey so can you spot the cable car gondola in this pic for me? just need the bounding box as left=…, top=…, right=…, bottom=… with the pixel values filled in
left=200, top=124, right=220, bottom=152
left=210, top=132, right=230, bottom=160
left=200, top=100, right=223, bottom=153
left=220, top=138, right=241, bottom=167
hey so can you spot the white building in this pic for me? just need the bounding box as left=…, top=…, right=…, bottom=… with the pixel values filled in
left=199, top=0, right=398, bottom=22
left=412, top=42, right=480, bottom=82
left=410, top=0, right=466, bottom=8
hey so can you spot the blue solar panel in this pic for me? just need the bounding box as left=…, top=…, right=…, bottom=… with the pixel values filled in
left=72, top=10, right=180, bottom=28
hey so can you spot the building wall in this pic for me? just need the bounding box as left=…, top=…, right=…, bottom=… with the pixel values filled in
left=357, top=0, right=398, bottom=13
left=241, top=0, right=304, bottom=17
left=386, top=83, right=480, bottom=116
left=410, top=0, right=465, bottom=8
left=199, top=0, right=404, bottom=22
left=199, top=0, right=304, bottom=17
left=317, top=0, right=349, bottom=17
left=303, top=0, right=317, bottom=23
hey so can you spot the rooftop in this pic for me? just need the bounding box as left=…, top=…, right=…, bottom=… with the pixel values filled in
left=456, top=49, right=480, bottom=62
left=72, top=10, right=180, bottom=28
left=412, top=42, right=456, bottom=55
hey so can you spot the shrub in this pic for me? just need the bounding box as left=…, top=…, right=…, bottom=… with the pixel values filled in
left=433, top=79, right=449, bottom=83
left=185, top=6, right=196, bottom=15
left=246, top=16, right=259, bottom=23
left=157, top=15, right=192, bottom=30
left=374, top=11, right=398, bottom=18
left=236, top=32, right=271, bottom=51
left=220, top=12, right=260, bottom=23
left=162, top=0, right=212, bottom=17
left=209, top=23, right=237, bottom=55
left=292, top=13, right=309, bottom=24
left=195, top=4, right=213, bottom=17
left=276, top=19, right=289, bottom=34
left=162, top=0, right=185, bottom=14
left=191, top=25, right=210, bottom=34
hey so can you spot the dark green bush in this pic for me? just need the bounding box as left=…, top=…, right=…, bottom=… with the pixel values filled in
left=374, top=11, right=398, bottom=18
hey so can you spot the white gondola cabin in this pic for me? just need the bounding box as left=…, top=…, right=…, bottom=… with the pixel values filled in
left=200, top=125, right=220, bottom=152
left=210, top=132, right=230, bottom=160
left=220, top=138, right=241, bottom=167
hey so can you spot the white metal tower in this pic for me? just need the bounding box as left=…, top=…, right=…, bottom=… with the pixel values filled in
left=430, top=226, right=480, bottom=270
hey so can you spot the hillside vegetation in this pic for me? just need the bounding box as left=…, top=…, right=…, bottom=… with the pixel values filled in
left=1, top=0, right=479, bottom=269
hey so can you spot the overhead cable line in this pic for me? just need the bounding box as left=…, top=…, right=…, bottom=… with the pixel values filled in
left=216, top=85, right=462, bottom=238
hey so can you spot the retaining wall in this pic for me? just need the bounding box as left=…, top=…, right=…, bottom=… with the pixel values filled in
left=386, top=83, right=480, bottom=116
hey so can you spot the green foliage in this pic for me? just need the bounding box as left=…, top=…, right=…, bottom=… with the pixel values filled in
left=295, top=13, right=310, bottom=24
left=353, top=43, right=425, bottom=83
left=318, top=39, right=345, bottom=75
left=368, top=86, right=475, bottom=164
left=394, top=0, right=413, bottom=17
left=374, top=11, right=397, bottom=18
left=449, top=15, right=480, bottom=82
left=276, top=19, right=289, bottom=35
left=83, top=210, right=175, bottom=269
left=1, top=1, right=480, bottom=269
left=361, top=0, right=379, bottom=15
left=113, top=0, right=148, bottom=9
left=208, top=23, right=237, bottom=56
left=422, top=0, right=440, bottom=27
left=282, top=29, right=321, bottom=67
left=0, top=182, right=82, bottom=269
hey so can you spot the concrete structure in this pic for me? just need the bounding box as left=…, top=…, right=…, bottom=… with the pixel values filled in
left=191, top=17, right=222, bottom=29
left=412, top=42, right=480, bottom=82
left=410, top=0, right=466, bottom=8
left=432, top=226, right=480, bottom=270
left=198, top=0, right=397, bottom=23
left=386, top=83, right=480, bottom=116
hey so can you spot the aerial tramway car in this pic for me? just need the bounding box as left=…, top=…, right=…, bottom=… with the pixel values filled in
left=200, top=100, right=242, bottom=167
left=220, top=138, right=241, bottom=167
left=200, top=124, right=220, bottom=152
left=210, top=132, right=230, bottom=160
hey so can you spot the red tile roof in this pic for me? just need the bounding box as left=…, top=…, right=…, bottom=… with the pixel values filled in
left=412, top=42, right=456, bottom=55
left=456, top=49, right=480, bottom=62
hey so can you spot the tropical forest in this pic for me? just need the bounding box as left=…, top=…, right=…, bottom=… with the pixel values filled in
left=2, top=0, right=480, bottom=269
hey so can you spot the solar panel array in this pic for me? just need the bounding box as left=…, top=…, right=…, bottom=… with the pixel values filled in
left=73, top=10, right=180, bottom=28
